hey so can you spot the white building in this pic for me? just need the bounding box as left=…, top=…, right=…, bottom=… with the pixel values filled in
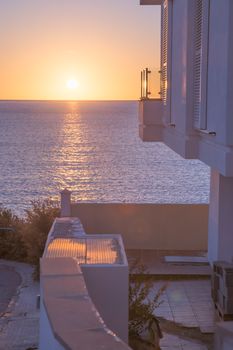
left=139, top=0, right=233, bottom=266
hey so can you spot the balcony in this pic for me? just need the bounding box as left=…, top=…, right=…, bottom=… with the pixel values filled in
left=139, top=68, right=163, bottom=141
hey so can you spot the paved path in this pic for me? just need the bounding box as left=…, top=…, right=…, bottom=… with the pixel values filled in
left=0, top=260, right=39, bottom=350
left=150, top=279, right=216, bottom=350
left=0, top=265, right=21, bottom=316
left=127, top=249, right=211, bottom=276
left=128, top=249, right=217, bottom=349
left=0, top=255, right=216, bottom=350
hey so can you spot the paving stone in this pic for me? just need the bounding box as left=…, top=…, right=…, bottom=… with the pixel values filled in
left=182, top=345, right=208, bottom=350
left=0, top=260, right=39, bottom=349
left=1, top=255, right=216, bottom=350
left=160, top=332, right=181, bottom=346
left=150, top=278, right=216, bottom=349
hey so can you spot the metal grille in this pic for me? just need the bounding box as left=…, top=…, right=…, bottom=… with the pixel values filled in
left=46, top=237, right=122, bottom=265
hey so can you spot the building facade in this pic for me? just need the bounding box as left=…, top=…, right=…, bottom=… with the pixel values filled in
left=139, top=0, right=233, bottom=264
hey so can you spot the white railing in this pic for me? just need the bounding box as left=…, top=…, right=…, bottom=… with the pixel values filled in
left=140, top=67, right=161, bottom=99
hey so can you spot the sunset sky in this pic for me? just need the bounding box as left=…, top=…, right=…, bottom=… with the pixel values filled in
left=0, top=0, right=160, bottom=100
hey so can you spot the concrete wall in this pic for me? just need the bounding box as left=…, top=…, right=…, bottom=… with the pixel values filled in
left=215, top=322, right=233, bottom=350
left=170, top=0, right=189, bottom=132
left=71, top=203, right=208, bottom=251
left=39, top=298, right=65, bottom=350
left=139, top=99, right=163, bottom=142
left=162, top=0, right=233, bottom=174
left=82, top=265, right=129, bottom=343
left=208, top=170, right=233, bottom=264
left=40, top=258, right=130, bottom=350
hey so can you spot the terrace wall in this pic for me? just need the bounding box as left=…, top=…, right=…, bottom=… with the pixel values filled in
left=71, top=203, right=208, bottom=251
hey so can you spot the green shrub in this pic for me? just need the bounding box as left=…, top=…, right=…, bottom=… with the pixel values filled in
left=0, top=207, right=27, bottom=261
left=129, top=261, right=166, bottom=348
left=22, top=199, right=60, bottom=278
left=0, top=199, right=60, bottom=279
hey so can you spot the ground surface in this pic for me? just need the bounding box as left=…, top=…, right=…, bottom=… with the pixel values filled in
left=0, top=253, right=217, bottom=350
left=0, top=260, right=39, bottom=350
left=152, top=279, right=216, bottom=350
left=0, top=265, right=21, bottom=315
left=128, top=249, right=217, bottom=350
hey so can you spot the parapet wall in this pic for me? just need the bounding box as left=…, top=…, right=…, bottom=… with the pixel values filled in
left=40, top=217, right=130, bottom=350
left=71, top=203, right=208, bottom=250
left=40, top=258, right=130, bottom=350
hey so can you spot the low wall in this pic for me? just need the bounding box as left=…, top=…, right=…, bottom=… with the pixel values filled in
left=215, top=322, right=233, bottom=350
left=40, top=258, right=130, bottom=350
left=71, top=203, right=209, bottom=250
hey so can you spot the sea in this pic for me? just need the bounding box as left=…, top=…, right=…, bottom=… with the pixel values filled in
left=0, top=100, right=210, bottom=216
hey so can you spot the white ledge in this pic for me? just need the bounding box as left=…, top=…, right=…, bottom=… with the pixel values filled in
left=140, top=0, right=162, bottom=5
left=40, top=258, right=130, bottom=350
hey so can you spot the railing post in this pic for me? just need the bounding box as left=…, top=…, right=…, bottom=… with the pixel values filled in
left=145, top=68, right=151, bottom=99
left=141, top=71, right=143, bottom=99
left=60, top=189, right=72, bottom=217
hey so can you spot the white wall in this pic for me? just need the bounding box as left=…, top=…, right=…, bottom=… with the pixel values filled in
left=139, top=99, right=163, bottom=141
left=39, top=296, right=65, bottom=350
left=71, top=203, right=209, bottom=251
left=215, top=322, right=233, bottom=350
left=155, top=0, right=233, bottom=174
left=39, top=257, right=130, bottom=350
left=170, top=0, right=188, bottom=133
left=208, top=170, right=233, bottom=264
left=207, top=0, right=233, bottom=146
left=82, top=265, right=129, bottom=343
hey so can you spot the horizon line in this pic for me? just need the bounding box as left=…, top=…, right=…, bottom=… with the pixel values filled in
left=0, top=98, right=138, bottom=103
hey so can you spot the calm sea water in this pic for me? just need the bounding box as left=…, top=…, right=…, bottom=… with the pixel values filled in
left=0, top=100, right=209, bottom=215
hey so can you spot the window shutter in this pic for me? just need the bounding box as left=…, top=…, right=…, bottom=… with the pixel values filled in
left=161, top=0, right=172, bottom=123
left=161, top=0, right=169, bottom=106
left=193, top=0, right=209, bottom=130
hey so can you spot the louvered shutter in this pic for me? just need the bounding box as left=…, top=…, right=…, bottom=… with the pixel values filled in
left=161, top=0, right=172, bottom=123
left=161, top=0, right=168, bottom=106
left=193, top=0, right=209, bottom=130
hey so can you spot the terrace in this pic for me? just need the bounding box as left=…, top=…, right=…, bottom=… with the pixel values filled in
left=38, top=190, right=232, bottom=350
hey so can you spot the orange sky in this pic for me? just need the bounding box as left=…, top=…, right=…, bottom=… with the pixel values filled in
left=0, top=1, right=161, bottom=100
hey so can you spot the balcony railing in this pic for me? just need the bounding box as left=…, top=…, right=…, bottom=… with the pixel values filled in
left=140, top=67, right=161, bottom=99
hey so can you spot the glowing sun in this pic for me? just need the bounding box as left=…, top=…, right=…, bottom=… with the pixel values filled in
left=66, top=79, right=79, bottom=90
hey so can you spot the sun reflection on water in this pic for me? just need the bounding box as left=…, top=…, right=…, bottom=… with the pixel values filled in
left=0, top=101, right=210, bottom=215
